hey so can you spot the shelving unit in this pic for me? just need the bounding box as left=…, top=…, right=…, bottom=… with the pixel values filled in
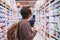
left=0, top=0, right=18, bottom=40
left=35, top=0, right=60, bottom=40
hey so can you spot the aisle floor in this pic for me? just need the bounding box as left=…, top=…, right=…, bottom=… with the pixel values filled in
left=33, top=32, right=46, bottom=40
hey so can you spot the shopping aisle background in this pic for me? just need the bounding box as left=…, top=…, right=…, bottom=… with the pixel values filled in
left=0, top=0, right=60, bottom=40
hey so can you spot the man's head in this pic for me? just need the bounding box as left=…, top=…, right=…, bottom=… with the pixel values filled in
left=20, top=6, right=32, bottom=19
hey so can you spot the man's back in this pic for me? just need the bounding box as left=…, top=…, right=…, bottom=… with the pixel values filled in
left=18, top=20, right=37, bottom=40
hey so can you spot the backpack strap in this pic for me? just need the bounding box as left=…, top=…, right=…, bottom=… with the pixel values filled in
left=17, top=21, right=22, bottom=40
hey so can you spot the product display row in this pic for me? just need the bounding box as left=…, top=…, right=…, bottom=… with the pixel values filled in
left=35, top=0, right=60, bottom=40
left=0, top=1, right=18, bottom=40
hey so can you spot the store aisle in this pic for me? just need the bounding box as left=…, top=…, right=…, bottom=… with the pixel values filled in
left=33, top=32, right=46, bottom=40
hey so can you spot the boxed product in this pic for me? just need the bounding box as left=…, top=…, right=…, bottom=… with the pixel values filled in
left=50, top=5, right=54, bottom=10
left=45, top=32, right=49, bottom=38
left=2, top=18, right=5, bottom=22
left=0, top=17, right=2, bottom=23
left=0, top=7, right=3, bottom=13
left=49, top=29, right=54, bottom=35
left=0, top=12, right=2, bottom=17
left=54, top=23, right=59, bottom=31
left=0, top=33, right=2, bottom=38
left=0, top=28, right=2, bottom=40
left=0, top=23, right=3, bottom=27
left=58, top=7, right=60, bottom=14
left=49, top=17, right=54, bottom=22
left=59, top=17, right=60, bottom=30
left=53, top=1, right=59, bottom=9
left=54, top=8, right=58, bottom=15
left=54, top=16, right=58, bottom=23
left=53, top=31, right=56, bottom=37
left=56, top=32, right=60, bottom=39
left=49, top=23, right=54, bottom=29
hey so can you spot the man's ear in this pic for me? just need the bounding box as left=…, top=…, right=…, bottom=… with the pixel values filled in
left=29, top=14, right=31, bottom=17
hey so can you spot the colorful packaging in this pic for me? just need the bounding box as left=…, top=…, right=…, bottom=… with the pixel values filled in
left=58, top=7, right=60, bottom=14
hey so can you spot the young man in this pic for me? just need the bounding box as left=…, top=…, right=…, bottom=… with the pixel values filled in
left=17, top=6, right=40, bottom=40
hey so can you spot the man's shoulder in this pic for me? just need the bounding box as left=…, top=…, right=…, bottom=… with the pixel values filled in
left=21, top=21, right=29, bottom=25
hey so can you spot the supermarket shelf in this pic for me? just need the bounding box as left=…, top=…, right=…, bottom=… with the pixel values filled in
left=35, top=0, right=60, bottom=40
left=0, top=2, right=17, bottom=12
left=50, top=22, right=58, bottom=24
left=39, top=0, right=59, bottom=11
left=43, top=30, right=49, bottom=34
left=50, top=27, right=60, bottom=32
left=39, top=0, right=52, bottom=11
left=51, top=28, right=60, bottom=32
left=41, top=14, right=60, bottom=18
left=40, top=14, right=60, bottom=19
left=40, top=28, right=49, bottom=35
left=41, top=28, right=59, bottom=39
left=43, top=25, right=60, bottom=32
left=0, top=2, right=11, bottom=11
left=51, top=14, right=60, bottom=17
left=50, top=0, right=60, bottom=6
left=51, top=35, right=59, bottom=39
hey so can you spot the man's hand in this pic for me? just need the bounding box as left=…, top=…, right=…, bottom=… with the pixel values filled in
left=33, top=25, right=42, bottom=32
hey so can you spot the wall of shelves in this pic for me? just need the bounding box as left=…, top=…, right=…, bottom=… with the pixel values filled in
left=0, top=0, right=18, bottom=40
left=35, top=0, right=60, bottom=40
